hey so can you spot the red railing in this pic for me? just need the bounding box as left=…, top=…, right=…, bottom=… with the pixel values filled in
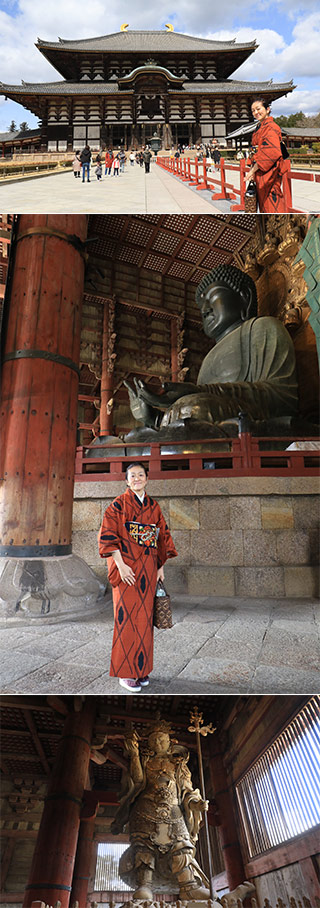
left=75, top=434, right=320, bottom=482
left=156, top=155, right=312, bottom=213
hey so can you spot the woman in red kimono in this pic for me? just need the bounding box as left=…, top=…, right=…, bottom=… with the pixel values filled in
left=98, top=462, right=178, bottom=692
left=246, top=99, right=288, bottom=212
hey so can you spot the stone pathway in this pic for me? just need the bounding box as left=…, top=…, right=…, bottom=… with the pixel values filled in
left=0, top=594, right=319, bottom=695
left=0, top=160, right=319, bottom=213
left=0, top=161, right=221, bottom=214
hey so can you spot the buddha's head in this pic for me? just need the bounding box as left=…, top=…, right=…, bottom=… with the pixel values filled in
left=196, top=264, right=258, bottom=343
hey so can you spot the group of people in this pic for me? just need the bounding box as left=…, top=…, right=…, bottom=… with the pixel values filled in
left=72, top=98, right=288, bottom=207
left=72, top=144, right=154, bottom=181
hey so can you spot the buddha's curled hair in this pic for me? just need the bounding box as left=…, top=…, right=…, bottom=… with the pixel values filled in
left=195, top=264, right=257, bottom=314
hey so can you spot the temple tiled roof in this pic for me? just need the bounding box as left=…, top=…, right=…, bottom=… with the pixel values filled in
left=0, top=128, right=41, bottom=141
left=36, top=31, right=257, bottom=52
left=0, top=79, right=294, bottom=96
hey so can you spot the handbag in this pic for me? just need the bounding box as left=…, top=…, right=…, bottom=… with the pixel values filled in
left=153, top=579, right=173, bottom=629
left=244, top=179, right=257, bottom=213
left=280, top=139, right=290, bottom=160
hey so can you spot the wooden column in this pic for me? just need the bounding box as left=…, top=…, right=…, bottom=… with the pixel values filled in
left=70, top=815, right=96, bottom=907
left=1, top=838, right=15, bottom=889
left=170, top=318, right=178, bottom=382
left=0, top=214, right=88, bottom=559
left=23, top=699, right=95, bottom=908
left=208, top=735, right=245, bottom=889
left=100, top=298, right=116, bottom=437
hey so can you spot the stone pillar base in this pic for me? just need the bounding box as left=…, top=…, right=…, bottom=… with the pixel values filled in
left=0, top=554, right=106, bottom=625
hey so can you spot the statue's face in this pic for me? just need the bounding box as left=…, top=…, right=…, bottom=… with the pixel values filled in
left=148, top=732, right=170, bottom=754
left=199, top=282, right=244, bottom=341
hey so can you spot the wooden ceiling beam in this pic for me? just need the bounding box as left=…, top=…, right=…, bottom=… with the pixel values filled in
left=137, top=214, right=167, bottom=268
left=23, top=709, right=51, bottom=775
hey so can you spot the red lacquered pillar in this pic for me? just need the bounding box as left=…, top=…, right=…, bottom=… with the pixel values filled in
left=23, top=699, right=95, bottom=907
left=70, top=815, right=96, bottom=907
left=0, top=214, right=88, bottom=558
left=208, top=736, right=245, bottom=889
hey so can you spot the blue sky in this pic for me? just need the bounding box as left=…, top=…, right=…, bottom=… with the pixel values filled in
left=0, top=0, right=319, bottom=132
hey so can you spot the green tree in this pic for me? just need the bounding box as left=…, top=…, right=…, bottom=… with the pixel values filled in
left=19, top=121, right=29, bottom=132
left=8, top=120, right=17, bottom=132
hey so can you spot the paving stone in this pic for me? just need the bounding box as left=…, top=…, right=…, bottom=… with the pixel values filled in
left=259, top=626, right=320, bottom=671
left=251, top=664, right=320, bottom=694
left=9, top=660, right=104, bottom=693
left=0, top=593, right=318, bottom=695
left=176, top=657, right=254, bottom=689
left=196, top=636, right=262, bottom=663
left=0, top=649, right=55, bottom=685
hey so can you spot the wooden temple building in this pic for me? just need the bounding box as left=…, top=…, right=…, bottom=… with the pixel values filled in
left=0, top=213, right=319, bottom=613
left=0, top=28, right=295, bottom=151
left=0, top=694, right=319, bottom=907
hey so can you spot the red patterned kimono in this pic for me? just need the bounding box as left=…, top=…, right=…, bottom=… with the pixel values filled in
left=250, top=117, right=287, bottom=213
left=98, top=489, right=178, bottom=678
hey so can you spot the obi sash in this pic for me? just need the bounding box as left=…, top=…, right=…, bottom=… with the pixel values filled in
left=125, top=521, right=159, bottom=548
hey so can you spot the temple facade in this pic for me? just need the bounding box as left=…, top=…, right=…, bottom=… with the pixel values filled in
left=0, top=28, right=295, bottom=150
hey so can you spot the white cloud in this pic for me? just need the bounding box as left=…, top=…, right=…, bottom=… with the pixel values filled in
left=279, top=12, right=320, bottom=77
left=0, top=0, right=318, bottom=128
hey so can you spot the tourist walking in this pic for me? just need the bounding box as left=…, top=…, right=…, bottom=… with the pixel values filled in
left=105, top=149, right=114, bottom=174
left=72, top=151, right=81, bottom=178
left=129, top=151, right=135, bottom=166
left=95, top=161, right=102, bottom=180
left=119, top=150, right=126, bottom=172
left=143, top=147, right=152, bottom=173
left=112, top=154, right=120, bottom=175
left=246, top=98, right=288, bottom=212
left=98, top=462, right=178, bottom=691
left=213, top=145, right=221, bottom=167
left=80, top=145, right=91, bottom=182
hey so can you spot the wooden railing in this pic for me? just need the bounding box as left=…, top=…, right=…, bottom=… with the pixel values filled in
left=74, top=434, right=320, bottom=482
left=156, top=154, right=320, bottom=213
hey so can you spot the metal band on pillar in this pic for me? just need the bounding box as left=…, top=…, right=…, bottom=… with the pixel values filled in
left=3, top=350, right=80, bottom=375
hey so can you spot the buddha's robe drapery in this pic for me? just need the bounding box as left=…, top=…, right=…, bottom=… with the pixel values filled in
left=98, top=488, right=177, bottom=678
left=161, top=317, right=298, bottom=426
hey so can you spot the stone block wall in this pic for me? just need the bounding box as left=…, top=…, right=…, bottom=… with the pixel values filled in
left=72, top=477, right=319, bottom=599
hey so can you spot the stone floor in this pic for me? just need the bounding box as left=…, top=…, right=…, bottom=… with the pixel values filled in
left=0, top=161, right=220, bottom=214
left=0, top=160, right=319, bottom=213
left=0, top=594, right=319, bottom=695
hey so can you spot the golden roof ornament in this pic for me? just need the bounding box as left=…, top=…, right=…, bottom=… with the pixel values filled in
left=165, top=23, right=174, bottom=31
left=120, top=23, right=129, bottom=31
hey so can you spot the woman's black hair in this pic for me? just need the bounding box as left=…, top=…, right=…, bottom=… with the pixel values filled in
left=251, top=97, right=272, bottom=111
left=126, top=462, right=148, bottom=480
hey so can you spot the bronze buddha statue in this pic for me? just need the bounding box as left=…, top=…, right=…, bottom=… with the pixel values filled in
left=125, top=264, right=299, bottom=441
